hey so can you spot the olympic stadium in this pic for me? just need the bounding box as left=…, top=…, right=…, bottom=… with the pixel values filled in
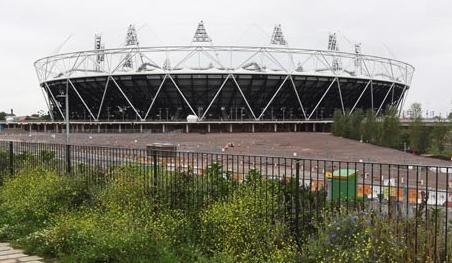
left=33, top=22, right=414, bottom=125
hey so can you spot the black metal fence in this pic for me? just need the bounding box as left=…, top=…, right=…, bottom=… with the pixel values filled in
left=0, top=140, right=451, bottom=261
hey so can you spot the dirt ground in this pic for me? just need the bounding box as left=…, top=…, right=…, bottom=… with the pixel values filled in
left=0, top=131, right=450, bottom=167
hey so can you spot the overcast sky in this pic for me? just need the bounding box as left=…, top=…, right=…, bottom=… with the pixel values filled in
left=0, top=0, right=451, bottom=116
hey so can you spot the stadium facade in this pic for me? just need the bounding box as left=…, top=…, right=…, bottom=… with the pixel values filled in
left=34, top=22, right=414, bottom=123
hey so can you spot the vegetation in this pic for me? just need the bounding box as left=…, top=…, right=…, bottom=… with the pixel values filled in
left=0, top=111, right=7, bottom=120
left=0, top=153, right=451, bottom=262
left=0, top=163, right=301, bottom=262
left=333, top=104, right=452, bottom=158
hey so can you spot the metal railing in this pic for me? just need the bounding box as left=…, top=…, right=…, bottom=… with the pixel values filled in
left=0, top=140, right=451, bottom=261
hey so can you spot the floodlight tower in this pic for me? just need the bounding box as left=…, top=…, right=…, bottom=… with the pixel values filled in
left=123, top=24, right=140, bottom=69
left=270, top=24, right=294, bottom=70
left=354, top=43, right=362, bottom=75
left=94, top=34, right=105, bottom=71
left=328, top=33, right=341, bottom=71
left=192, top=20, right=212, bottom=45
left=191, top=20, right=215, bottom=70
left=270, top=24, right=288, bottom=46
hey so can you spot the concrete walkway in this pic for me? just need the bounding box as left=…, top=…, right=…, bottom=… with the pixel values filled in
left=0, top=243, right=43, bottom=263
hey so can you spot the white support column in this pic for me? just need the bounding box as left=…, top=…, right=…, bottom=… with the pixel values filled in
left=349, top=80, right=372, bottom=115
left=397, top=86, right=408, bottom=115
left=231, top=74, right=257, bottom=120
left=336, top=79, right=345, bottom=115
left=68, top=79, right=97, bottom=121
left=376, top=83, right=395, bottom=115
left=110, top=76, right=144, bottom=121
left=252, top=123, right=255, bottom=133
left=258, top=75, right=289, bottom=119
left=97, top=77, right=110, bottom=120
left=168, top=74, right=198, bottom=118
left=207, top=123, right=211, bottom=133
left=40, top=86, right=54, bottom=121
left=44, top=82, right=66, bottom=120
left=370, top=81, right=374, bottom=110
left=308, top=78, right=337, bottom=120
left=144, top=75, right=168, bottom=119
left=289, top=76, right=307, bottom=120
left=201, top=74, right=231, bottom=120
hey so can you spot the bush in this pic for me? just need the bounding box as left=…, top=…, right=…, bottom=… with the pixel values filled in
left=0, top=167, right=92, bottom=240
left=200, top=175, right=297, bottom=262
left=19, top=167, right=204, bottom=262
left=380, top=107, right=401, bottom=148
left=301, top=211, right=406, bottom=262
left=24, top=208, right=200, bottom=263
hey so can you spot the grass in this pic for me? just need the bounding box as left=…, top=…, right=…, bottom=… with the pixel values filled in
left=0, top=162, right=451, bottom=262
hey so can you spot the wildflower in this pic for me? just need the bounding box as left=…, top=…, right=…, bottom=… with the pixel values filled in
left=330, top=232, right=337, bottom=239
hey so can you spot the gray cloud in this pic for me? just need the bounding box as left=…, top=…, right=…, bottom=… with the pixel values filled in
left=0, top=0, right=450, bottom=115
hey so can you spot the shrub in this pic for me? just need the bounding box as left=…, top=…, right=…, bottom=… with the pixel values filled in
left=200, top=174, right=297, bottom=262
left=23, top=208, right=201, bottom=263
left=20, top=168, right=204, bottom=262
left=0, top=167, right=92, bottom=240
left=300, top=210, right=406, bottom=262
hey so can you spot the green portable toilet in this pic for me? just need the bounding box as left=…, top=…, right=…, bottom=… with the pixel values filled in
left=326, top=169, right=358, bottom=201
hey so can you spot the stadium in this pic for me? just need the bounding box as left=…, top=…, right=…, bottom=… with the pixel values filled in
left=34, top=22, right=414, bottom=127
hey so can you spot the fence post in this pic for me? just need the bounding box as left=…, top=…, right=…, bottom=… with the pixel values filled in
left=146, top=145, right=159, bottom=195
left=153, top=150, right=157, bottom=195
left=147, top=143, right=177, bottom=196
left=295, top=161, right=300, bottom=241
left=66, top=144, right=71, bottom=175
left=9, top=141, right=13, bottom=176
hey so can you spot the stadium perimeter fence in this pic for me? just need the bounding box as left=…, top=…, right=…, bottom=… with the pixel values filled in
left=0, top=140, right=451, bottom=261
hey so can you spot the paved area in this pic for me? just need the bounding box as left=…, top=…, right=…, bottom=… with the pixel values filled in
left=0, top=243, right=43, bottom=263
left=0, top=132, right=450, bottom=166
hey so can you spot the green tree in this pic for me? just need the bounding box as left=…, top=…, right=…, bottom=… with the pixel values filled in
left=360, top=109, right=379, bottom=143
left=349, top=110, right=364, bottom=140
left=37, top=110, right=51, bottom=120
left=409, top=102, right=422, bottom=119
left=342, top=112, right=352, bottom=138
left=409, top=118, right=430, bottom=154
left=428, top=117, right=451, bottom=154
left=0, top=112, right=6, bottom=120
left=408, top=103, right=431, bottom=154
left=332, top=110, right=345, bottom=136
left=380, top=107, right=401, bottom=148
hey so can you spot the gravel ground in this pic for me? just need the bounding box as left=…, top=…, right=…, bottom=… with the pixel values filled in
left=0, top=131, right=450, bottom=167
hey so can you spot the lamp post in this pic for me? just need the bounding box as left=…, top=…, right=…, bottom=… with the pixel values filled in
left=56, top=81, right=71, bottom=175
left=57, top=81, right=70, bottom=145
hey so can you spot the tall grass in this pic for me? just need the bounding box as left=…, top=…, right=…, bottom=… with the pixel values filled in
left=0, top=163, right=450, bottom=262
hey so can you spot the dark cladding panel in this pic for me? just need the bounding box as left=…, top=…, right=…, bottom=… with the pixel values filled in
left=44, top=74, right=408, bottom=121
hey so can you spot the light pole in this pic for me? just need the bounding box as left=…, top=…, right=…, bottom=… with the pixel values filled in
left=57, top=81, right=70, bottom=145
left=56, top=81, right=71, bottom=175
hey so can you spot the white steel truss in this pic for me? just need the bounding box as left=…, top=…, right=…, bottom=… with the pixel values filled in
left=35, top=45, right=413, bottom=121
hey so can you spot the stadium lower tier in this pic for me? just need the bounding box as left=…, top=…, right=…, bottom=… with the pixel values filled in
left=43, top=74, right=407, bottom=121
